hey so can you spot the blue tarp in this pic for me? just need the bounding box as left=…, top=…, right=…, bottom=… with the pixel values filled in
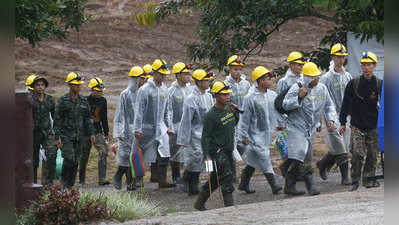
left=377, top=79, right=384, bottom=152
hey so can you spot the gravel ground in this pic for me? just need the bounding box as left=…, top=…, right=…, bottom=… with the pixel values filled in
left=93, top=175, right=384, bottom=225
left=83, top=169, right=384, bottom=224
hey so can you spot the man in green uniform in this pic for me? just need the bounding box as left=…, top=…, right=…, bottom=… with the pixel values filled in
left=30, top=75, right=57, bottom=185
left=54, top=72, right=95, bottom=188
left=194, top=81, right=240, bottom=211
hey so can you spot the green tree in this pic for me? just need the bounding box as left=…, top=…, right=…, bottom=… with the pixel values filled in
left=16, top=0, right=90, bottom=47
left=138, top=0, right=383, bottom=71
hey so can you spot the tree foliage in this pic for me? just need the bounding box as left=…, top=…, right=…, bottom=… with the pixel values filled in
left=138, top=0, right=384, bottom=71
left=16, top=0, right=90, bottom=47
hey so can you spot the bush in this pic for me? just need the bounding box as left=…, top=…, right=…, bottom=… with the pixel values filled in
left=23, top=184, right=113, bottom=225
left=16, top=185, right=161, bottom=224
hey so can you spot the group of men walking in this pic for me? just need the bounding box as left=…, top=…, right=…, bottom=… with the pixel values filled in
left=26, top=42, right=382, bottom=211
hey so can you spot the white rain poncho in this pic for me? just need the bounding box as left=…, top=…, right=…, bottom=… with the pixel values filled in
left=113, top=78, right=139, bottom=167
left=276, top=69, right=303, bottom=127
left=166, top=81, right=193, bottom=162
left=224, top=75, right=251, bottom=109
left=282, top=81, right=337, bottom=162
left=133, top=78, right=170, bottom=165
left=320, top=67, right=353, bottom=154
left=238, top=88, right=282, bottom=174
left=176, top=86, right=215, bottom=172
left=166, top=81, right=193, bottom=133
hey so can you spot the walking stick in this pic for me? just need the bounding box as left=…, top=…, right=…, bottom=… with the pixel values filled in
left=207, top=171, right=214, bottom=209
left=213, top=160, right=224, bottom=207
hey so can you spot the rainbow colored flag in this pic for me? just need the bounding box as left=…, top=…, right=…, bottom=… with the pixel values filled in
left=130, top=143, right=145, bottom=178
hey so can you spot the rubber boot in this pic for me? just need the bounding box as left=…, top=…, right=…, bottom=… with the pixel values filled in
left=265, top=173, right=282, bottom=194
left=284, top=173, right=305, bottom=196
left=238, top=166, right=255, bottom=194
left=339, top=162, right=351, bottom=185
left=33, top=167, right=38, bottom=184
left=113, top=166, right=125, bottom=190
left=179, top=170, right=190, bottom=192
left=316, top=154, right=333, bottom=180
left=303, top=174, right=320, bottom=196
left=349, top=181, right=359, bottom=192
left=158, top=165, right=176, bottom=188
left=194, top=187, right=210, bottom=211
left=188, top=172, right=200, bottom=196
left=150, top=163, right=158, bottom=183
left=222, top=192, right=234, bottom=207
left=171, top=161, right=181, bottom=184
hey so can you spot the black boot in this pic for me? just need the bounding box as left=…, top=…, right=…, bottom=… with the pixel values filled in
left=284, top=171, right=305, bottom=196
left=316, top=154, right=334, bottom=180
left=238, top=166, right=255, bottom=194
left=33, top=167, right=38, bottom=184
left=303, top=174, right=320, bottom=196
left=349, top=181, right=359, bottom=192
left=265, top=173, right=282, bottom=194
left=194, top=186, right=210, bottom=211
left=113, top=166, right=125, bottom=190
left=150, top=163, right=158, bottom=183
left=158, top=165, right=176, bottom=188
left=171, top=161, right=181, bottom=184
left=339, top=162, right=351, bottom=185
left=179, top=170, right=190, bottom=192
left=222, top=192, right=234, bottom=207
left=188, top=172, right=200, bottom=196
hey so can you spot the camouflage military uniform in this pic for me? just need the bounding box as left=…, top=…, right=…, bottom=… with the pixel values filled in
left=32, top=93, right=56, bottom=184
left=54, top=93, right=94, bottom=188
left=350, top=127, right=379, bottom=184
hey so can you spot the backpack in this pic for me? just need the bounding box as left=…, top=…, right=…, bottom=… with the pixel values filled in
left=274, top=82, right=303, bottom=114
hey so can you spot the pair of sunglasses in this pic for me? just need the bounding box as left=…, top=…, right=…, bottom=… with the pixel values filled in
left=362, top=52, right=376, bottom=63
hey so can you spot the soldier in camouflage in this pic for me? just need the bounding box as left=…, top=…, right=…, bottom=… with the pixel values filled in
left=339, top=51, right=382, bottom=191
left=54, top=72, right=95, bottom=188
left=30, top=75, right=57, bottom=185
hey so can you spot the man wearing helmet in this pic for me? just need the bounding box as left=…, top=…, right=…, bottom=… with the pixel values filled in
left=54, top=72, right=95, bottom=188
left=166, top=62, right=193, bottom=185
left=282, top=62, right=337, bottom=196
left=339, top=51, right=382, bottom=191
left=134, top=59, right=176, bottom=188
left=317, top=43, right=353, bottom=186
left=237, top=66, right=283, bottom=195
left=194, top=81, right=239, bottom=211
left=79, top=77, right=110, bottom=186
left=113, top=66, right=145, bottom=191
left=29, top=75, right=57, bottom=185
left=177, top=69, right=214, bottom=195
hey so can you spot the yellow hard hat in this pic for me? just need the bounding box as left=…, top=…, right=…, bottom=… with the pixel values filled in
left=252, top=66, right=271, bottom=81
left=192, top=69, right=214, bottom=81
left=88, top=77, right=105, bottom=91
left=25, top=74, right=38, bottom=90
left=360, top=51, right=378, bottom=63
left=302, top=62, right=321, bottom=77
left=143, top=64, right=154, bottom=78
left=129, top=66, right=144, bottom=77
left=65, top=72, right=84, bottom=84
left=287, top=51, right=306, bottom=64
left=172, top=62, right=192, bottom=74
left=210, top=81, right=232, bottom=94
left=227, top=55, right=244, bottom=66
left=330, top=43, right=348, bottom=56
left=152, top=59, right=170, bottom=75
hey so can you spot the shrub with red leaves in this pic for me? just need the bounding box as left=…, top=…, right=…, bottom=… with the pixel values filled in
left=31, top=184, right=114, bottom=225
